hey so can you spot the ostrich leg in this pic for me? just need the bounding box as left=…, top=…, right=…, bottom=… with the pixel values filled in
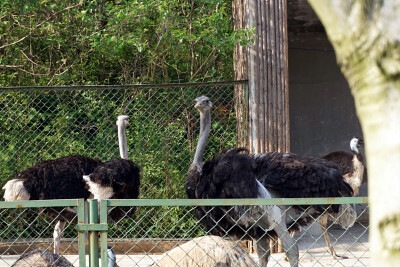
left=256, top=237, right=271, bottom=267
left=54, top=220, right=66, bottom=254
left=273, top=222, right=299, bottom=267
left=319, top=214, right=348, bottom=259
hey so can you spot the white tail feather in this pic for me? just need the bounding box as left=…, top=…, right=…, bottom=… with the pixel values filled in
left=2, top=179, right=30, bottom=201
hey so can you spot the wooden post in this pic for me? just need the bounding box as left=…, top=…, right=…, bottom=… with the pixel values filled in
left=248, top=0, right=289, bottom=154
left=233, top=0, right=289, bottom=153
left=233, top=0, right=249, bottom=148
left=233, top=0, right=289, bottom=253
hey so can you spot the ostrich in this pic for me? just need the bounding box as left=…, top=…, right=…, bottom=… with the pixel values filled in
left=316, top=137, right=367, bottom=259
left=12, top=247, right=117, bottom=267
left=322, top=137, right=367, bottom=195
left=83, top=115, right=140, bottom=220
left=186, top=96, right=298, bottom=267
left=153, top=235, right=257, bottom=267
left=2, top=115, right=140, bottom=254
left=186, top=96, right=355, bottom=267
left=12, top=249, right=74, bottom=267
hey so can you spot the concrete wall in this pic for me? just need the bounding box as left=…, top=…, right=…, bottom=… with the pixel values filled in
left=288, top=34, right=368, bottom=201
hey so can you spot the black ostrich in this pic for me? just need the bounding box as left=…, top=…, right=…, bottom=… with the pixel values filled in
left=2, top=115, right=140, bottom=254
left=83, top=115, right=140, bottom=220
left=185, top=96, right=356, bottom=267
left=186, top=96, right=298, bottom=267
left=317, top=136, right=367, bottom=259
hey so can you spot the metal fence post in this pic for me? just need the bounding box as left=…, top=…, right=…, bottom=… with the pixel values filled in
left=88, top=199, right=99, bottom=267
left=77, top=199, right=87, bottom=267
left=99, top=200, right=109, bottom=267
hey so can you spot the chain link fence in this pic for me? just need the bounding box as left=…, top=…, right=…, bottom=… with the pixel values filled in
left=0, top=82, right=370, bottom=266
left=0, top=82, right=245, bottom=199
left=0, top=199, right=369, bottom=266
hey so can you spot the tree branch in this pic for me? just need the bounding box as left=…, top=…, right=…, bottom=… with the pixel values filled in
left=0, top=3, right=83, bottom=50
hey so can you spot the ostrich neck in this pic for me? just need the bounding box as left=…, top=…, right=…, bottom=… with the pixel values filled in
left=193, top=110, right=211, bottom=165
left=118, top=124, right=128, bottom=159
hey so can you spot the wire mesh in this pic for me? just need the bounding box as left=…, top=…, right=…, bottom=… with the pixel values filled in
left=0, top=205, right=81, bottom=266
left=0, top=82, right=370, bottom=266
left=0, top=82, right=245, bottom=199
left=102, top=199, right=370, bottom=267
left=0, top=200, right=369, bottom=266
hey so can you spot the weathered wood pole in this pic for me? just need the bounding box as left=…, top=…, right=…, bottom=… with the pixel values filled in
left=233, top=0, right=289, bottom=154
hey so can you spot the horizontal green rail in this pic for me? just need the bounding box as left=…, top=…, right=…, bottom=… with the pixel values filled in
left=0, top=197, right=368, bottom=209
left=0, top=199, right=82, bottom=208
left=107, top=197, right=368, bottom=206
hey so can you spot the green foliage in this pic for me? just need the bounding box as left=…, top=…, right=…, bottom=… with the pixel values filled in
left=0, top=0, right=252, bottom=85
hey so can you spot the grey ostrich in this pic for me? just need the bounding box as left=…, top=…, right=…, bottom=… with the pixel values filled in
left=12, top=249, right=74, bottom=267
left=186, top=96, right=355, bottom=267
left=2, top=115, right=140, bottom=254
left=12, top=247, right=117, bottom=267
left=317, top=137, right=367, bottom=259
left=153, top=235, right=257, bottom=267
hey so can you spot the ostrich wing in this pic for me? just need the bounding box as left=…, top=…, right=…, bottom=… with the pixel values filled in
left=254, top=152, right=353, bottom=212
left=322, top=151, right=354, bottom=175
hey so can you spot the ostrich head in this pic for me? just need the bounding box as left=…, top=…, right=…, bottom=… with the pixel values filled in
left=350, top=137, right=363, bottom=154
left=116, top=115, right=130, bottom=159
left=194, top=95, right=213, bottom=112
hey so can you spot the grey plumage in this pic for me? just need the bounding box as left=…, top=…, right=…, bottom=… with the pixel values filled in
left=153, top=235, right=257, bottom=267
left=12, top=249, right=74, bottom=267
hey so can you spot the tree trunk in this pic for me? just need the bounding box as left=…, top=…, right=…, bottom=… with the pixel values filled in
left=307, top=1, right=400, bottom=266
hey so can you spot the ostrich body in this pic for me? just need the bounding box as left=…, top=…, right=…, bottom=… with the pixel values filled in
left=153, top=235, right=257, bottom=267
left=2, top=115, right=140, bottom=254
left=12, top=248, right=117, bottom=267
left=12, top=249, right=74, bottom=267
left=186, top=96, right=356, bottom=267
left=2, top=155, right=102, bottom=254
left=254, top=151, right=356, bottom=232
left=317, top=137, right=366, bottom=259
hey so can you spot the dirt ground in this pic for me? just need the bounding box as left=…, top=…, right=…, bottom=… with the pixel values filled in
left=0, top=223, right=369, bottom=267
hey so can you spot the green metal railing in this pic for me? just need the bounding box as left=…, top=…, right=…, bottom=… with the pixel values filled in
left=0, top=197, right=369, bottom=266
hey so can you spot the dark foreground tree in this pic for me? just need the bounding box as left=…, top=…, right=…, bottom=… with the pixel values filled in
left=307, top=1, right=400, bottom=266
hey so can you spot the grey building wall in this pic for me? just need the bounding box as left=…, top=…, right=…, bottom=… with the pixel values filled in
left=288, top=34, right=368, bottom=202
